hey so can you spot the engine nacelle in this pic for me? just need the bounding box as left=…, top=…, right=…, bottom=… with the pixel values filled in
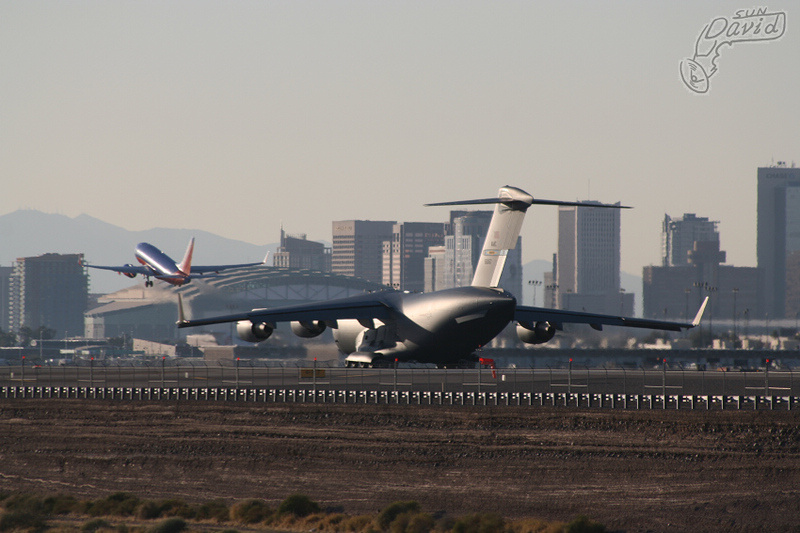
left=123, top=264, right=137, bottom=278
left=332, top=319, right=369, bottom=355
left=291, top=320, right=327, bottom=338
left=236, top=320, right=274, bottom=343
left=516, top=321, right=556, bottom=345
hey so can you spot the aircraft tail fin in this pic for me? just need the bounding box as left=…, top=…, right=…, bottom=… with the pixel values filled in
left=428, top=186, right=534, bottom=287
left=692, top=296, right=710, bottom=327
left=427, top=186, right=630, bottom=288
left=178, top=238, right=195, bottom=276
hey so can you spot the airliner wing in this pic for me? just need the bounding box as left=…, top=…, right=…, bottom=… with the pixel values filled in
left=177, top=291, right=395, bottom=328
left=189, top=252, right=269, bottom=276
left=84, top=263, right=151, bottom=276
left=515, top=297, right=708, bottom=332
left=190, top=261, right=266, bottom=275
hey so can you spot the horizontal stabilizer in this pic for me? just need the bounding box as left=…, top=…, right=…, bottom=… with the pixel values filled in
left=426, top=198, right=631, bottom=209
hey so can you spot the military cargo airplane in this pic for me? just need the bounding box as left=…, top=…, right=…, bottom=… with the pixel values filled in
left=86, top=238, right=267, bottom=287
left=177, top=186, right=707, bottom=367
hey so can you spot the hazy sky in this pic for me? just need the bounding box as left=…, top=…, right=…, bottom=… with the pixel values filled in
left=2, top=1, right=798, bottom=274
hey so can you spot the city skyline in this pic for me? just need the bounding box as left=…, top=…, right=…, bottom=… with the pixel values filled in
left=2, top=2, right=798, bottom=276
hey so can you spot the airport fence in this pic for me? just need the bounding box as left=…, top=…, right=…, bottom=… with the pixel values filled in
left=1, top=385, right=799, bottom=411
left=1, top=360, right=799, bottom=410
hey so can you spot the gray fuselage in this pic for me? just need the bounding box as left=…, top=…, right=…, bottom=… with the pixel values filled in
left=339, top=286, right=517, bottom=366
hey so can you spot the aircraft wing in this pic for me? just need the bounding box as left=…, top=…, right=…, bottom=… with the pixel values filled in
left=189, top=252, right=270, bottom=276
left=514, top=297, right=708, bottom=332
left=177, top=291, right=395, bottom=328
left=83, top=263, right=151, bottom=276
left=190, top=262, right=265, bottom=275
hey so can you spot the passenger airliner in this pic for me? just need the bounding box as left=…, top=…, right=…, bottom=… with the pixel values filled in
left=177, top=186, right=707, bottom=367
left=86, top=238, right=267, bottom=287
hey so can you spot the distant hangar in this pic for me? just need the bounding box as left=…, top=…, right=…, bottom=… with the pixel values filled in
left=85, top=266, right=385, bottom=342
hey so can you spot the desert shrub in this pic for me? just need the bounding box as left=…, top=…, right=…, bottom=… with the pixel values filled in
left=435, top=515, right=457, bottom=532
left=376, top=501, right=420, bottom=530
left=509, top=518, right=565, bottom=533
left=406, top=512, right=436, bottom=533
left=137, top=500, right=162, bottom=520
left=451, top=512, right=506, bottom=533
left=315, top=512, right=346, bottom=530
left=342, top=514, right=373, bottom=532
left=86, top=493, right=141, bottom=517
left=230, top=499, right=271, bottom=524
left=0, top=510, right=47, bottom=532
left=81, top=518, right=112, bottom=532
left=43, top=494, right=79, bottom=515
left=155, top=499, right=195, bottom=519
left=2, top=493, right=47, bottom=515
left=195, top=499, right=230, bottom=523
left=277, top=494, right=320, bottom=518
left=387, top=511, right=435, bottom=533
left=149, top=517, right=187, bottom=533
left=564, top=515, right=605, bottom=533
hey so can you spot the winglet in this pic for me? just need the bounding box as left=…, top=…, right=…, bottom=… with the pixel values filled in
left=177, top=294, right=188, bottom=326
left=691, top=296, right=709, bottom=327
left=262, top=251, right=270, bottom=265
left=178, top=237, right=195, bottom=276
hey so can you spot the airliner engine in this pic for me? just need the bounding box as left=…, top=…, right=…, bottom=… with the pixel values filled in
left=291, top=320, right=327, bottom=338
left=236, top=320, right=274, bottom=343
left=516, top=321, right=556, bottom=344
left=122, top=264, right=138, bottom=278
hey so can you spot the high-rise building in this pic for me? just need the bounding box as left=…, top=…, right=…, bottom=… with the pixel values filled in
left=273, top=228, right=331, bottom=271
left=644, top=239, right=758, bottom=321
left=757, top=163, right=800, bottom=318
left=0, top=267, right=12, bottom=334
left=662, top=213, right=720, bottom=267
left=556, top=202, right=632, bottom=314
left=423, top=210, right=522, bottom=300
left=423, top=245, right=447, bottom=292
left=331, top=220, right=395, bottom=285
left=8, top=253, right=88, bottom=338
left=382, top=222, right=445, bottom=292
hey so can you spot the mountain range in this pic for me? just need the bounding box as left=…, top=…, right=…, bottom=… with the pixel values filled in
left=0, top=209, right=643, bottom=314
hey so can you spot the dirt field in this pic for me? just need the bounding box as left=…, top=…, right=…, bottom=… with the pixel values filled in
left=1, top=400, right=799, bottom=532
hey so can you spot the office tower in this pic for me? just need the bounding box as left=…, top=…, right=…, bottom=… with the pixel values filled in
left=557, top=202, right=631, bottom=314
left=331, top=220, right=395, bottom=284
left=8, top=253, right=88, bottom=338
left=273, top=227, right=331, bottom=271
left=662, top=213, right=720, bottom=267
left=757, top=163, right=800, bottom=318
left=423, top=245, right=447, bottom=292
left=424, top=211, right=522, bottom=299
left=0, top=267, right=11, bottom=334
left=383, top=222, right=445, bottom=292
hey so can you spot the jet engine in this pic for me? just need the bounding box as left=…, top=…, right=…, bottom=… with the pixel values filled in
left=236, top=320, right=274, bottom=343
left=123, top=264, right=137, bottom=278
left=516, top=321, right=556, bottom=345
left=291, top=320, right=327, bottom=338
left=332, top=320, right=367, bottom=354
